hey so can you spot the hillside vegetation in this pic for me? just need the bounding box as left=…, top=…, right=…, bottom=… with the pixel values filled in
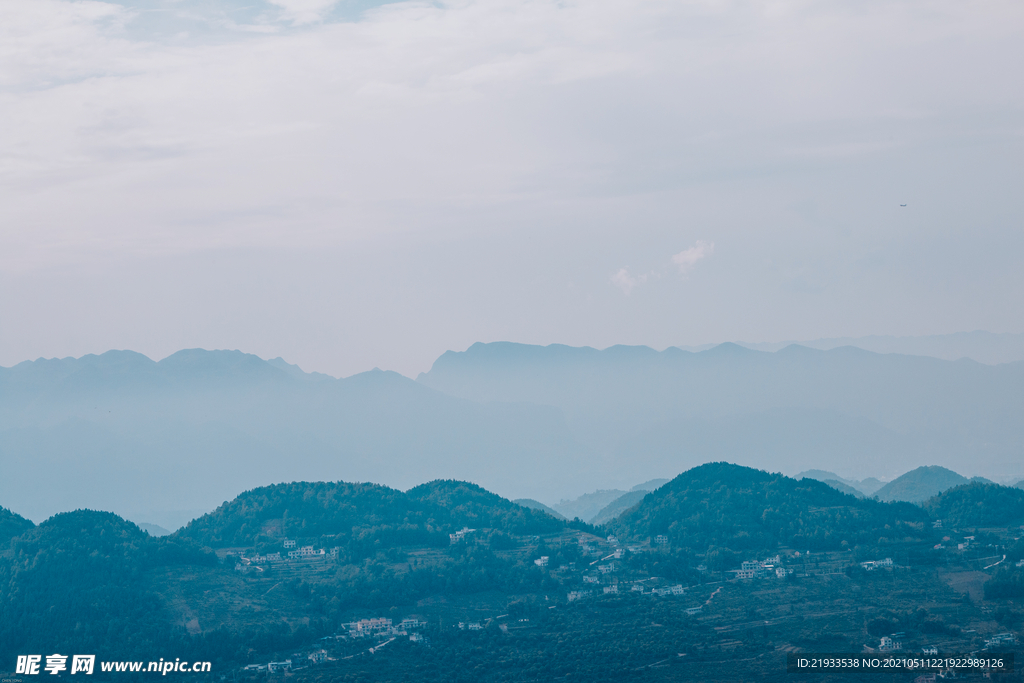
left=610, top=462, right=931, bottom=552
left=0, top=506, right=33, bottom=545
left=0, top=510, right=215, bottom=663
left=922, top=482, right=1024, bottom=528
left=179, top=480, right=565, bottom=557
left=6, top=462, right=1024, bottom=678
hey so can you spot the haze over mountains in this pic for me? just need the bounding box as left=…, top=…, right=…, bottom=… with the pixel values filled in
left=419, top=342, right=1024, bottom=481
left=682, top=331, right=1024, bottom=366
left=2, top=340, right=1022, bottom=530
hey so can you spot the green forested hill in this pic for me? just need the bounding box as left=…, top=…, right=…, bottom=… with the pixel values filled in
left=406, top=480, right=565, bottom=535
left=0, top=510, right=216, bottom=664
left=177, top=480, right=566, bottom=556
left=10, top=467, right=1024, bottom=680
left=922, top=481, right=1024, bottom=528
left=609, top=462, right=932, bottom=552
left=177, top=481, right=434, bottom=551
left=0, top=506, right=33, bottom=545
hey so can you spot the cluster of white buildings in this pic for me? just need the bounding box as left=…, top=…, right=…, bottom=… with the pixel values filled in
left=569, top=582, right=686, bottom=602
left=731, top=556, right=787, bottom=580
left=241, top=648, right=332, bottom=674
left=984, top=633, right=1017, bottom=650
left=859, top=558, right=893, bottom=571
left=339, top=617, right=426, bottom=639
left=288, top=545, right=340, bottom=560
left=449, top=527, right=475, bottom=544
left=235, top=540, right=340, bottom=572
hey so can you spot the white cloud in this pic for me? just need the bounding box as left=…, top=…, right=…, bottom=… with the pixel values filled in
left=266, top=0, right=340, bottom=25
left=671, top=241, right=715, bottom=273
left=611, top=268, right=646, bottom=295
left=0, top=0, right=1021, bottom=275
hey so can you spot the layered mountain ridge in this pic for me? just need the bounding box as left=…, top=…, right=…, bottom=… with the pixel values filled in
left=3, top=342, right=1023, bottom=528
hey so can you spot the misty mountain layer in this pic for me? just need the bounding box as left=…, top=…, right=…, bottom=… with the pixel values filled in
left=2, top=342, right=1023, bottom=528
left=418, top=342, right=1024, bottom=485
left=0, top=349, right=578, bottom=528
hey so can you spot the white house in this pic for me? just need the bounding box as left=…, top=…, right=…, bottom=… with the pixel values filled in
left=879, top=636, right=902, bottom=652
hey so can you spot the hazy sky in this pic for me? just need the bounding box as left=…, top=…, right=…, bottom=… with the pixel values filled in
left=2, top=0, right=1022, bottom=378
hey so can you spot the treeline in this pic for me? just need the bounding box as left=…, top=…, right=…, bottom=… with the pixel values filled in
left=178, top=480, right=565, bottom=556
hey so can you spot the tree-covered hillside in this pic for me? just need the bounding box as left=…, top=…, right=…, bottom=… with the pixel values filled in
left=406, top=480, right=566, bottom=535
left=7, top=465, right=1024, bottom=679
left=0, top=510, right=216, bottom=664
left=609, top=462, right=932, bottom=552
left=177, top=480, right=566, bottom=556
left=922, top=482, right=1024, bottom=528
left=178, top=481, right=433, bottom=550
left=0, top=506, right=33, bottom=545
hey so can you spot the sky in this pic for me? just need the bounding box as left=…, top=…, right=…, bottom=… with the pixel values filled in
left=1, top=0, right=1022, bottom=378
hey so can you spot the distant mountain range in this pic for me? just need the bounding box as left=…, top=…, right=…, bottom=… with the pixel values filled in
left=800, top=466, right=1000, bottom=504
left=679, top=331, right=1024, bottom=366
left=3, top=342, right=1023, bottom=528
left=0, top=349, right=580, bottom=528
left=550, top=479, right=670, bottom=525
left=797, top=470, right=882, bottom=496
left=419, top=342, right=1024, bottom=486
